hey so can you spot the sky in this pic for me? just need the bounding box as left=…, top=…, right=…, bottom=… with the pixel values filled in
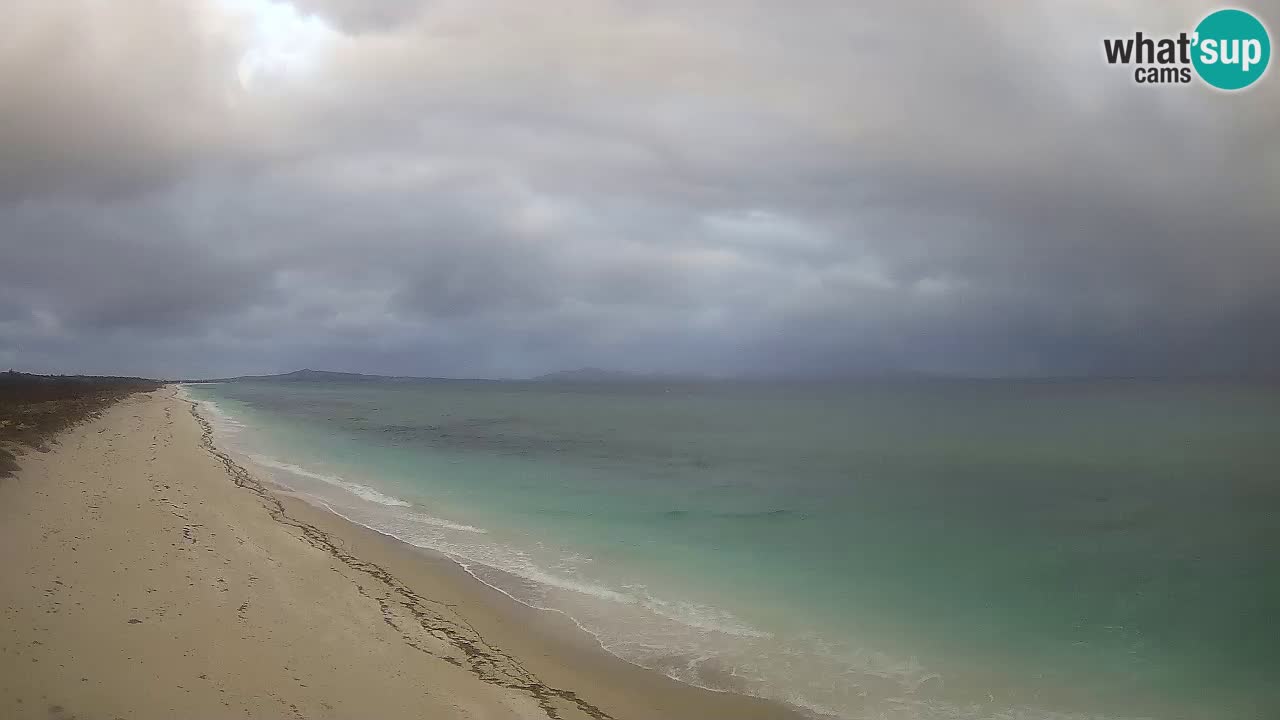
left=1, top=0, right=1277, bottom=380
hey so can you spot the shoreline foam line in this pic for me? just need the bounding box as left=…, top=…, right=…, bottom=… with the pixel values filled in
left=247, top=454, right=414, bottom=508
left=176, top=388, right=618, bottom=720
left=306, top=496, right=763, bottom=702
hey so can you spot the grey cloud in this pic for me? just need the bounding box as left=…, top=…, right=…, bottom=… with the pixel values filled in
left=0, top=193, right=280, bottom=342
left=1, top=0, right=1277, bottom=378
left=0, top=1, right=260, bottom=202
left=289, top=0, right=425, bottom=33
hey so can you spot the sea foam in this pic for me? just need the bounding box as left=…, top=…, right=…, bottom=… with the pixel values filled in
left=248, top=454, right=412, bottom=508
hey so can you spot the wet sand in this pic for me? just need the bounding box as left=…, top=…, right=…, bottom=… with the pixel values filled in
left=0, top=388, right=802, bottom=720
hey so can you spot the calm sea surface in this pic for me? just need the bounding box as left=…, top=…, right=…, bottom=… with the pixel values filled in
left=183, top=379, right=1280, bottom=720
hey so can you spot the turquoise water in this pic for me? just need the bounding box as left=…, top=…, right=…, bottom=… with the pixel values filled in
left=183, top=380, right=1280, bottom=719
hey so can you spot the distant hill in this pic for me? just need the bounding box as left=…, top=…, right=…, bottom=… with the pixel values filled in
left=189, top=369, right=417, bottom=384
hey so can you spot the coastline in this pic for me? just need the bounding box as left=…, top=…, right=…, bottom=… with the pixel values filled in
left=0, top=387, right=803, bottom=719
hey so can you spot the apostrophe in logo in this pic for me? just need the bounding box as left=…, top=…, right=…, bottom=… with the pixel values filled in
left=1193, top=9, right=1270, bottom=90
left=1102, top=8, right=1270, bottom=90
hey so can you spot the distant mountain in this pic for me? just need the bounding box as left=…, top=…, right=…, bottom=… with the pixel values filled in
left=189, top=368, right=417, bottom=384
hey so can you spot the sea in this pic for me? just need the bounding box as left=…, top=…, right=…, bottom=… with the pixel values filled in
left=180, top=379, right=1280, bottom=720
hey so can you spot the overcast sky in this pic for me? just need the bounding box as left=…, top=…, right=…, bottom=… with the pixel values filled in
left=2, top=0, right=1277, bottom=379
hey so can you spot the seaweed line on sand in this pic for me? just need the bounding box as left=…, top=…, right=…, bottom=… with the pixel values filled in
left=177, top=389, right=615, bottom=720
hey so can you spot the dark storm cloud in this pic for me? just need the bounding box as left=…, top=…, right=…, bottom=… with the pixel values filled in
left=0, top=195, right=279, bottom=333
left=0, top=0, right=1277, bottom=378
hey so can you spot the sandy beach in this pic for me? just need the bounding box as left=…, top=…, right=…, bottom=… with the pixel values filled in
left=0, top=388, right=799, bottom=720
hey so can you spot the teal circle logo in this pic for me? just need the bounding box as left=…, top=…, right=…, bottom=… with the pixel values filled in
left=1193, top=9, right=1270, bottom=90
